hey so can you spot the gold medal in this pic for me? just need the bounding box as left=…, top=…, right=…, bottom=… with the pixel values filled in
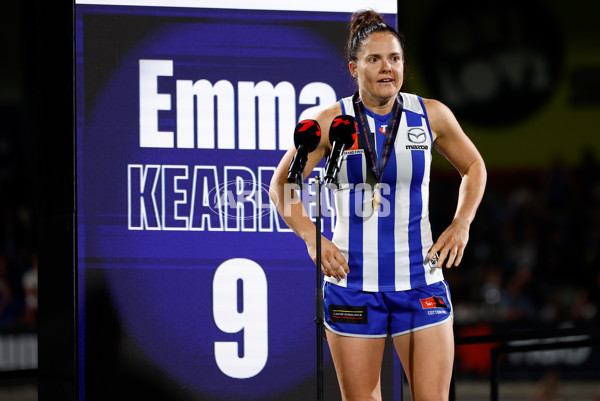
left=372, top=185, right=381, bottom=212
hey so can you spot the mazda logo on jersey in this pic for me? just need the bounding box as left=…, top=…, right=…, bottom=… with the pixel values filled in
left=407, top=127, right=426, bottom=143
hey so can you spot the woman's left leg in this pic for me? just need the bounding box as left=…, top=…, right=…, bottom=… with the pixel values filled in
left=392, top=320, right=454, bottom=401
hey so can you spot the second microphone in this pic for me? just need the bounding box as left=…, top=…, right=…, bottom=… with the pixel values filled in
left=324, top=115, right=356, bottom=188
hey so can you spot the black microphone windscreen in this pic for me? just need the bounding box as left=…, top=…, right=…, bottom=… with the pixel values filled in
left=328, top=115, right=356, bottom=149
left=293, top=119, right=321, bottom=152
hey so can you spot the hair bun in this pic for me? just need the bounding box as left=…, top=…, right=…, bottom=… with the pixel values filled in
left=349, top=9, right=385, bottom=38
left=346, top=9, right=403, bottom=63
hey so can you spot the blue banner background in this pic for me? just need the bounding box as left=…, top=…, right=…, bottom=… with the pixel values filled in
left=76, top=5, right=396, bottom=400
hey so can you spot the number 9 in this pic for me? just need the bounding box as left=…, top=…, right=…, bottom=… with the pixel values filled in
left=213, top=258, right=268, bottom=379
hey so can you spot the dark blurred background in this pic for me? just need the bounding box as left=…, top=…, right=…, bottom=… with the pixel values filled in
left=398, top=0, right=600, bottom=329
left=1, top=1, right=73, bottom=399
left=0, top=0, right=599, bottom=400
left=0, top=1, right=38, bottom=334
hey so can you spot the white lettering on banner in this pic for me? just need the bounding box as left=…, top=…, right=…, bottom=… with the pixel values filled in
left=213, top=258, right=268, bottom=379
left=139, top=59, right=337, bottom=150
left=223, top=166, right=258, bottom=232
left=190, top=166, right=224, bottom=231
left=128, top=164, right=336, bottom=232
left=162, top=166, right=189, bottom=230
left=237, top=81, right=296, bottom=151
left=177, top=79, right=235, bottom=149
left=139, top=60, right=174, bottom=148
left=127, top=164, right=162, bottom=230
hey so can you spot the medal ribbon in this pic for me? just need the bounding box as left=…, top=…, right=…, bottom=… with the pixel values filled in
left=352, top=92, right=404, bottom=183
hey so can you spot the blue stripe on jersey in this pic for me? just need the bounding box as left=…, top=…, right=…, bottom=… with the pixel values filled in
left=347, top=162, right=363, bottom=289
left=405, top=110, right=421, bottom=127
left=378, top=148, right=396, bottom=289
left=409, top=150, right=426, bottom=288
left=417, top=96, right=434, bottom=153
left=339, top=99, right=346, bottom=115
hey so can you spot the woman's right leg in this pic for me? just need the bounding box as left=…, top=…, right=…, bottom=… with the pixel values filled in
left=325, top=329, right=387, bottom=401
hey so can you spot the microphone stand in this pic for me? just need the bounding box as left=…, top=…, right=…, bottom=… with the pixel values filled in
left=314, top=175, right=324, bottom=401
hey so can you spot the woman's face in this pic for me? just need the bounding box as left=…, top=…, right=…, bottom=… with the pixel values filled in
left=349, top=31, right=404, bottom=104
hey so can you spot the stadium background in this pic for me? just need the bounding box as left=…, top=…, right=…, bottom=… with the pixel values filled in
left=0, top=0, right=599, bottom=400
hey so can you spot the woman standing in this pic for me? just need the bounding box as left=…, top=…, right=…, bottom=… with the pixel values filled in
left=270, top=10, right=486, bottom=401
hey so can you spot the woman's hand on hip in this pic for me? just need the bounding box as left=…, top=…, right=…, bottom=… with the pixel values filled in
left=428, top=217, right=470, bottom=268
left=306, top=236, right=349, bottom=280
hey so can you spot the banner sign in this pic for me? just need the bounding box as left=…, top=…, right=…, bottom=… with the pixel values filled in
left=75, top=2, right=396, bottom=400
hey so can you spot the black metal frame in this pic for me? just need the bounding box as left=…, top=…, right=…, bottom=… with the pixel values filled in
left=454, top=325, right=600, bottom=401
left=314, top=176, right=324, bottom=401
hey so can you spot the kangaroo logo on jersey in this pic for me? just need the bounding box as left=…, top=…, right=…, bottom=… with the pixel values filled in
left=407, top=127, right=426, bottom=143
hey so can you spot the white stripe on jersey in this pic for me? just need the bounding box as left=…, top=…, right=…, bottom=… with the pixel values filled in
left=362, top=193, right=379, bottom=291
left=393, top=129, right=412, bottom=290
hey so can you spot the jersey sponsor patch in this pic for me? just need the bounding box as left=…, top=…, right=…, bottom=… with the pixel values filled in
left=419, top=296, right=448, bottom=310
left=407, top=127, right=426, bottom=143
left=328, top=305, right=368, bottom=324
left=405, top=144, right=429, bottom=150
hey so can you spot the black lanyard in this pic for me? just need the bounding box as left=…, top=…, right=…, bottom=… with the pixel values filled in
left=352, top=92, right=403, bottom=182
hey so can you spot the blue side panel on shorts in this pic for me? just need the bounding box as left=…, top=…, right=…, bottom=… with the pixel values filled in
left=409, top=150, right=425, bottom=288
left=378, top=149, right=396, bottom=289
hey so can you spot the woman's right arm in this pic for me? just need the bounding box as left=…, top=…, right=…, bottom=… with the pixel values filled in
left=268, top=106, right=350, bottom=279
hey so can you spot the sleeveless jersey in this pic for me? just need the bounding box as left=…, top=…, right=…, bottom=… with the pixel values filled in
left=325, top=92, right=444, bottom=292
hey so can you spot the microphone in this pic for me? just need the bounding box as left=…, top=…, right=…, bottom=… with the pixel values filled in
left=324, top=115, right=356, bottom=188
left=287, top=119, right=321, bottom=187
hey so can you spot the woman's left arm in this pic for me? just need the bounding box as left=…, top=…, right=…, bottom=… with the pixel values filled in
left=424, top=98, right=487, bottom=268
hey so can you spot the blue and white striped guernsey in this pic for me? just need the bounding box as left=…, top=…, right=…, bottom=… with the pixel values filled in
left=326, top=92, right=444, bottom=292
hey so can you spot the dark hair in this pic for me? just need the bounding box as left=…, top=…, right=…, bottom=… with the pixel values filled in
left=346, top=10, right=405, bottom=63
